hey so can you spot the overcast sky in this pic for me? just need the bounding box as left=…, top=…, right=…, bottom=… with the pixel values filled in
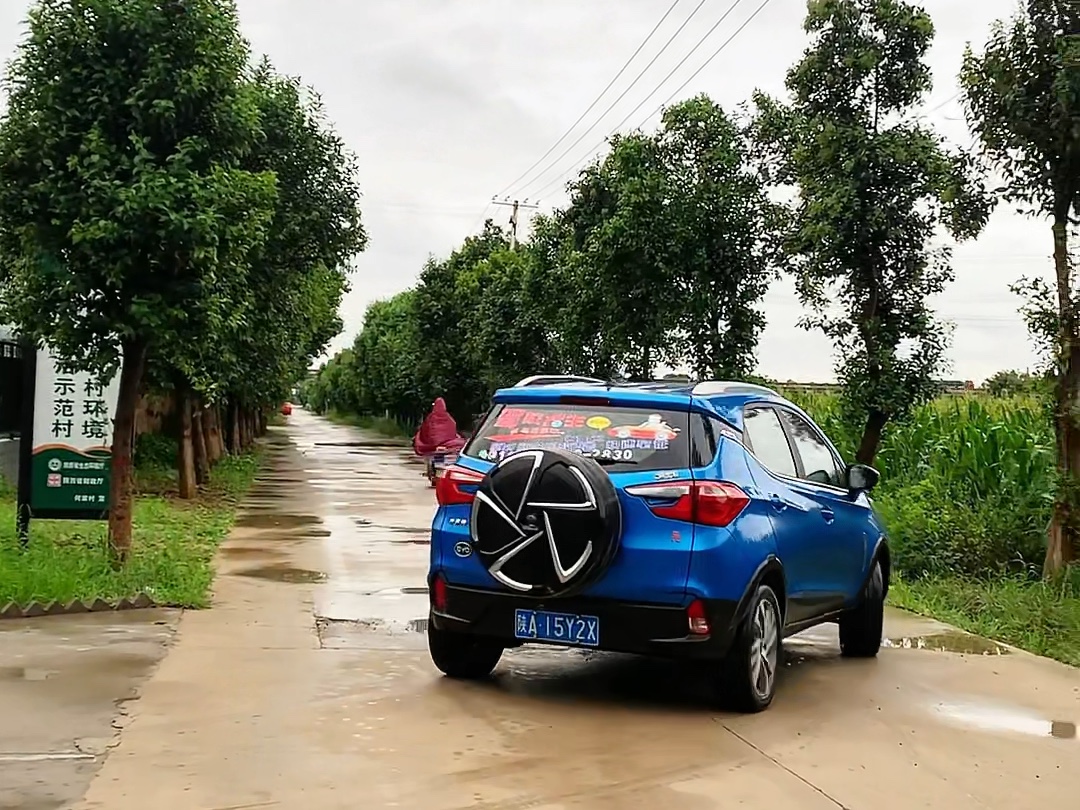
left=0, top=0, right=1051, bottom=384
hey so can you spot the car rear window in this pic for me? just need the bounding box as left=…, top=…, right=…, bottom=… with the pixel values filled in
left=465, top=403, right=690, bottom=472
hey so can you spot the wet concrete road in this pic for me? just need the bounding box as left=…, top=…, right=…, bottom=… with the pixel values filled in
left=0, top=609, right=179, bottom=810
left=71, top=409, right=1079, bottom=809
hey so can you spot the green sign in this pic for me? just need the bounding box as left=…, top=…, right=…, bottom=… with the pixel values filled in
left=29, top=348, right=119, bottom=514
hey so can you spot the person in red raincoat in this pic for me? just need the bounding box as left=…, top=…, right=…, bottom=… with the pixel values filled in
left=414, top=398, right=465, bottom=481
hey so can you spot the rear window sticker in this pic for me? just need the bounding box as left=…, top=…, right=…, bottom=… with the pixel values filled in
left=606, top=414, right=680, bottom=442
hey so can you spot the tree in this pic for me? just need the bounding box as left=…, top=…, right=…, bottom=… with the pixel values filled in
left=459, top=247, right=558, bottom=394
left=0, top=0, right=276, bottom=560
left=229, top=62, right=364, bottom=410
left=657, top=95, right=785, bottom=379
left=754, top=0, right=993, bottom=465
left=352, top=292, right=425, bottom=425
left=562, top=133, right=678, bottom=378
left=961, top=0, right=1080, bottom=573
left=526, top=211, right=624, bottom=378
left=413, top=224, right=509, bottom=422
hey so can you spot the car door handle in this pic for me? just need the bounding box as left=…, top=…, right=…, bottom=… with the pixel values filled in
left=821, top=508, right=835, bottom=524
left=769, top=494, right=787, bottom=512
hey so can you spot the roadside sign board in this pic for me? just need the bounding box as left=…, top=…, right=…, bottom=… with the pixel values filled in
left=17, top=345, right=119, bottom=529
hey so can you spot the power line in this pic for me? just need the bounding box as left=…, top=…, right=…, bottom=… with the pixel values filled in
left=505, top=0, right=714, bottom=199
left=519, top=0, right=751, bottom=200
left=466, top=201, right=495, bottom=235
left=493, top=0, right=684, bottom=200
left=529, top=0, right=773, bottom=201
left=924, top=89, right=961, bottom=115
left=634, top=0, right=776, bottom=129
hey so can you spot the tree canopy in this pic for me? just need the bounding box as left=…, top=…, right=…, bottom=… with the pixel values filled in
left=961, top=0, right=1080, bottom=573
left=304, top=93, right=786, bottom=426
left=753, top=0, right=993, bottom=464
left=0, top=0, right=365, bottom=557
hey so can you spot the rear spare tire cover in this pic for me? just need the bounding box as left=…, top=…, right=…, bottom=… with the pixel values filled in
left=470, top=448, right=621, bottom=597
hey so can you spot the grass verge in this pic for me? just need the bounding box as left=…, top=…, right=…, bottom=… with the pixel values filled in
left=0, top=449, right=261, bottom=609
left=889, top=572, right=1080, bottom=667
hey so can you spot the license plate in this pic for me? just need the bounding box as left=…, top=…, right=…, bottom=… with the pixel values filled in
left=514, top=608, right=600, bottom=647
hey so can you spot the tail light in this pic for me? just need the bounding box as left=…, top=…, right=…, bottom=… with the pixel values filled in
left=687, top=599, right=710, bottom=635
left=431, top=574, right=448, bottom=611
left=435, top=465, right=484, bottom=506
left=625, top=480, right=749, bottom=527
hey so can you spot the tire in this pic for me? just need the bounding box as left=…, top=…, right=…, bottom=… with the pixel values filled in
left=838, top=559, right=885, bottom=658
left=428, top=622, right=503, bottom=679
left=718, top=584, right=782, bottom=713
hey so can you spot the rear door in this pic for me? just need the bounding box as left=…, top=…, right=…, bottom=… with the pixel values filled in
left=442, top=399, right=695, bottom=604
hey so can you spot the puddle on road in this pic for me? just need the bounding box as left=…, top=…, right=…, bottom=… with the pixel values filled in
left=233, top=564, right=327, bottom=584
left=933, top=700, right=1076, bottom=741
left=219, top=546, right=286, bottom=560
left=882, top=632, right=1009, bottom=655
left=235, top=513, right=322, bottom=530
left=352, top=516, right=432, bottom=543
left=314, top=440, right=407, bottom=449
left=1051, top=721, right=1077, bottom=739
left=0, top=666, right=57, bottom=681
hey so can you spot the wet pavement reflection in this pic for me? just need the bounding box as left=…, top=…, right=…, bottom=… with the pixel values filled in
left=66, top=409, right=1080, bottom=809
left=254, top=410, right=1080, bottom=807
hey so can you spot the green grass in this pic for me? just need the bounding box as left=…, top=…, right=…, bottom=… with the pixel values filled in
left=889, top=574, right=1080, bottom=667
left=0, top=449, right=261, bottom=608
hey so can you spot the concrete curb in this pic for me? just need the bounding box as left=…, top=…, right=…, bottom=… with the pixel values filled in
left=0, top=593, right=158, bottom=620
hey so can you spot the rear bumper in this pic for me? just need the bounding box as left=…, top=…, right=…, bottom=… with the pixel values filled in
left=430, top=580, right=740, bottom=660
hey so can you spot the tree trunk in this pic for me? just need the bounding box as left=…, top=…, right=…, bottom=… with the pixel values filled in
left=239, top=407, right=251, bottom=449
left=107, top=340, right=148, bottom=565
left=192, top=406, right=210, bottom=486
left=227, top=399, right=242, bottom=453
left=177, top=385, right=197, bottom=500
left=215, top=407, right=229, bottom=457
left=855, top=408, right=888, bottom=467
left=205, top=407, right=223, bottom=465
left=1046, top=218, right=1079, bottom=576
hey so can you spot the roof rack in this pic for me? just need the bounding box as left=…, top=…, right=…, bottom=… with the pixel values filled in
left=514, top=374, right=606, bottom=388
left=691, top=380, right=778, bottom=397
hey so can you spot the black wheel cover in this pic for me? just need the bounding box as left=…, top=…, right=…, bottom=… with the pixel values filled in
left=470, top=449, right=621, bottom=597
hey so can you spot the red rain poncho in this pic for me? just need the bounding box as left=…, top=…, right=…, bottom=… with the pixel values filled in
left=413, top=398, right=465, bottom=455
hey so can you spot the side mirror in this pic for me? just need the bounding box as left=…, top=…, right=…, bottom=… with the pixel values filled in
left=846, top=463, right=880, bottom=493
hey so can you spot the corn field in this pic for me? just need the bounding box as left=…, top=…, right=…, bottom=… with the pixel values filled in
left=789, top=391, right=1055, bottom=579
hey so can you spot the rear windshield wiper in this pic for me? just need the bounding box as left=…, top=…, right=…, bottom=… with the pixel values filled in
left=592, top=457, right=638, bottom=466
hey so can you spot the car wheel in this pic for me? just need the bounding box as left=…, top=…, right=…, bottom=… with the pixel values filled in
left=838, top=559, right=885, bottom=658
left=719, top=584, right=781, bottom=713
left=428, top=621, right=504, bottom=679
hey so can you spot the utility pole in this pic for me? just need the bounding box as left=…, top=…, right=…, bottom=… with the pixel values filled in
left=491, top=198, right=539, bottom=249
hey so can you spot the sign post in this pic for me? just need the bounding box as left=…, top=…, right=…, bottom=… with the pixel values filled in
left=17, top=345, right=120, bottom=543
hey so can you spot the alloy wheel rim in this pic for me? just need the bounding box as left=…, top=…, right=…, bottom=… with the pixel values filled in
left=749, top=598, right=779, bottom=701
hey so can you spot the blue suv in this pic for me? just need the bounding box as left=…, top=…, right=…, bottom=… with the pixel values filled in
left=427, top=376, right=889, bottom=712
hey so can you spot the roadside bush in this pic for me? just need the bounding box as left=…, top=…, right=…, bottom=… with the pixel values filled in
left=790, top=391, right=1053, bottom=579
